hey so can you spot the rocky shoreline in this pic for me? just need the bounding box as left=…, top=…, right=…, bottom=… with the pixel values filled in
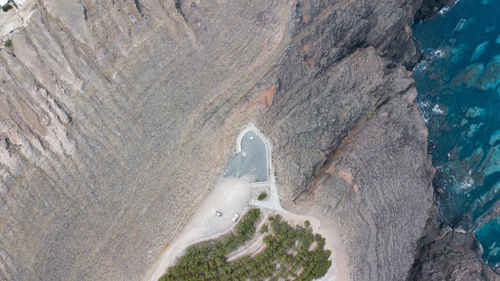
left=408, top=2, right=500, bottom=280
left=409, top=208, right=500, bottom=280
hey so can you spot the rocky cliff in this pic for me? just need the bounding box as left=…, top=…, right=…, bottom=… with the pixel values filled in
left=409, top=209, right=500, bottom=281
left=0, top=0, right=489, bottom=280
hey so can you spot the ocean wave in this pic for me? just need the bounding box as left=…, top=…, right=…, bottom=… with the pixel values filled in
left=417, top=100, right=432, bottom=123
left=413, top=59, right=428, bottom=73
left=413, top=48, right=447, bottom=73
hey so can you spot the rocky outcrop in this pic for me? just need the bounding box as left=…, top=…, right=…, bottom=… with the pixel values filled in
left=414, top=0, right=455, bottom=20
left=0, top=0, right=480, bottom=280
left=294, top=80, right=435, bottom=281
left=409, top=211, right=500, bottom=281
left=261, top=0, right=427, bottom=205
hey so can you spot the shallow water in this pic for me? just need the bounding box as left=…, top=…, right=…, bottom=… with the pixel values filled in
left=222, top=131, right=268, bottom=182
left=413, top=0, right=500, bottom=267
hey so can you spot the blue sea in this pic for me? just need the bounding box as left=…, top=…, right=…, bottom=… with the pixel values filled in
left=413, top=0, right=500, bottom=268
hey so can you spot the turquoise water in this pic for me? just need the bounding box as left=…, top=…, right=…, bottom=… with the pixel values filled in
left=413, top=0, right=500, bottom=268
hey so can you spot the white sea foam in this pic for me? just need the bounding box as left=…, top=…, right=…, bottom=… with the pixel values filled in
left=439, top=0, right=462, bottom=17
left=422, top=114, right=430, bottom=124
left=413, top=59, right=429, bottom=73
left=432, top=48, right=446, bottom=59
left=419, top=100, right=431, bottom=109
left=487, top=243, right=499, bottom=259
left=432, top=104, right=445, bottom=114
left=459, top=176, right=475, bottom=190
left=413, top=48, right=446, bottom=73
left=439, top=7, right=450, bottom=16
left=417, top=100, right=433, bottom=123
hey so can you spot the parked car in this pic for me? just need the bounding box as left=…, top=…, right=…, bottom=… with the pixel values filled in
left=215, top=210, right=222, bottom=217
left=232, top=213, right=240, bottom=222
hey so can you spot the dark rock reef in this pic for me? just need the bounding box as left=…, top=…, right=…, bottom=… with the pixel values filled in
left=0, top=0, right=495, bottom=280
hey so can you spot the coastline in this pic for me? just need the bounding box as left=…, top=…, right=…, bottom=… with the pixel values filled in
left=408, top=0, right=500, bottom=278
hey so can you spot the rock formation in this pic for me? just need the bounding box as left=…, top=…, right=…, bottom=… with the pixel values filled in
left=409, top=210, right=500, bottom=281
left=0, top=0, right=495, bottom=280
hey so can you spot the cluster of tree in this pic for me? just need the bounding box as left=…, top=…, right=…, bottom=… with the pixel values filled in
left=159, top=212, right=331, bottom=281
left=160, top=209, right=261, bottom=281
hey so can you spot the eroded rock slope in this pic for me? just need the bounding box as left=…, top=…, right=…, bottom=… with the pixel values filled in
left=0, top=0, right=455, bottom=280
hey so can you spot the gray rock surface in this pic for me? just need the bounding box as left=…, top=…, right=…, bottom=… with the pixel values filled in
left=409, top=212, right=500, bottom=281
left=260, top=0, right=427, bottom=205
left=0, top=0, right=488, bottom=280
left=293, top=75, right=435, bottom=280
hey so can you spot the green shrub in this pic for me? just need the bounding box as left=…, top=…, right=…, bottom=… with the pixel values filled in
left=2, top=4, right=13, bottom=12
left=4, top=39, right=12, bottom=47
left=304, top=220, right=310, bottom=228
left=257, top=192, right=267, bottom=201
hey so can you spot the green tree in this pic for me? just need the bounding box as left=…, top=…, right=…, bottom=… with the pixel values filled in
left=257, top=192, right=267, bottom=200
left=2, top=4, right=12, bottom=12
